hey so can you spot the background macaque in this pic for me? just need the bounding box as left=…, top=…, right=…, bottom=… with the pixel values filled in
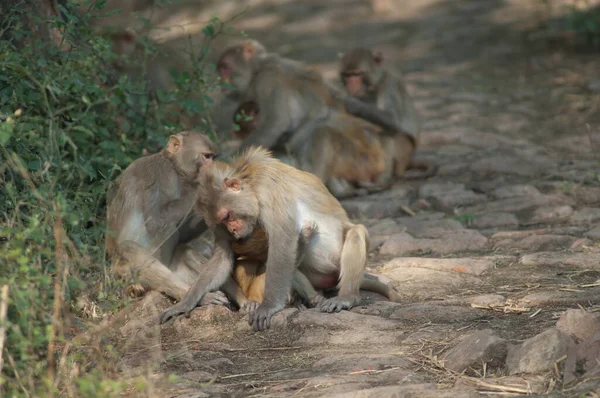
left=106, top=131, right=238, bottom=306
left=216, top=40, right=342, bottom=158
left=158, top=147, right=393, bottom=331
left=339, top=48, right=436, bottom=179
left=231, top=101, right=389, bottom=199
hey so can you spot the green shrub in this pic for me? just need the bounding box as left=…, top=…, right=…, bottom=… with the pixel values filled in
left=0, top=1, right=230, bottom=395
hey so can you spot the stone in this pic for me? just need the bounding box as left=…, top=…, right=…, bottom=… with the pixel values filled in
left=442, top=329, right=508, bottom=374
left=463, top=194, right=573, bottom=215
left=396, top=215, right=464, bottom=238
left=519, top=289, right=600, bottom=307
left=418, top=182, right=487, bottom=209
left=570, top=207, right=600, bottom=225
left=563, top=332, right=600, bottom=385
left=491, top=184, right=541, bottom=199
left=293, top=309, right=399, bottom=330
left=556, top=309, right=600, bottom=342
left=182, top=370, right=214, bottom=383
left=586, top=226, right=600, bottom=240
left=341, top=187, right=412, bottom=219
left=471, top=156, right=540, bottom=177
left=506, top=329, right=573, bottom=375
left=572, top=186, right=600, bottom=205
left=472, top=212, right=519, bottom=229
left=520, top=252, right=600, bottom=269
left=312, top=354, right=411, bottom=372
left=328, top=384, right=480, bottom=398
left=530, top=205, right=574, bottom=223
left=389, top=304, right=488, bottom=324
left=379, top=230, right=488, bottom=256
left=383, top=257, right=494, bottom=276
left=570, top=238, right=595, bottom=252
left=469, top=294, right=507, bottom=306
left=494, top=234, right=576, bottom=251
left=454, top=375, right=547, bottom=395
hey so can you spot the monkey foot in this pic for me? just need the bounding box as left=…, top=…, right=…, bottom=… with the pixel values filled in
left=126, top=284, right=149, bottom=298
left=248, top=303, right=284, bottom=331
left=200, top=291, right=230, bottom=307
left=319, top=295, right=361, bottom=313
left=241, top=300, right=260, bottom=314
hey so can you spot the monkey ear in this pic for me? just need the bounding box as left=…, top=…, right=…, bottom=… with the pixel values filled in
left=223, top=177, right=242, bottom=192
left=373, top=50, right=384, bottom=64
left=166, top=135, right=181, bottom=154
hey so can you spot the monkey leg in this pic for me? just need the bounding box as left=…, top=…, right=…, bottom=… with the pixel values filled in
left=319, top=224, right=368, bottom=313
left=116, top=242, right=190, bottom=302
left=233, top=260, right=263, bottom=312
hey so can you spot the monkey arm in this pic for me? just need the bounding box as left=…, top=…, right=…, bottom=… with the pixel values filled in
left=158, top=227, right=235, bottom=324
left=177, top=211, right=208, bottom=243
left=343, top=97, right=400, bottom=134
left=248, top=217, right=298, bottom=331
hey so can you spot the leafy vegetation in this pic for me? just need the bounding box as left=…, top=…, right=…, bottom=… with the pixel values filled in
left=0, top=1, right=230, bottom=395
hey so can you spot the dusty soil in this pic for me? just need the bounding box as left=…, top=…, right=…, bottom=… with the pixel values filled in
left=100, top=1, right=600, bottom=396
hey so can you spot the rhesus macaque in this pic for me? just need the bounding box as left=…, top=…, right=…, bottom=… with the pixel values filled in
left=158, top=147, right=401, bottom=331
left=216, top=40, right=343, bottom=159
left=231, top=101, right=389, bottom=199
left=339, top=48, right=437, bottom=179
left=106, top=131, right=244, bottom=306
left=232, top=221, right=402, bottom=308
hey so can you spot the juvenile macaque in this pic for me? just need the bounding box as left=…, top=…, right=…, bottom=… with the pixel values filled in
left=159, top=147, right=400, bottom=331
left=231, top=101, right=388, bottom=199
left=339, top=48, right=436, bottom=179
left=106, top=131, right=240, bottom=305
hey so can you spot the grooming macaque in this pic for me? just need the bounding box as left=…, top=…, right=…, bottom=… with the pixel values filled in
left=158, top=147, right=401, bottom=331
left=217, top=40, right=344, bottom=159
left=106, top=131, right=239, bottom=306
left=231, top=100, right=387, bottom=198
left=339, top=48, right=436, bottom=179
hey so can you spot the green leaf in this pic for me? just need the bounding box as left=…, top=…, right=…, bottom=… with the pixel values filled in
left=0, top=121, right=14, bottom=145
left=202, top=24, right=215, bottom=37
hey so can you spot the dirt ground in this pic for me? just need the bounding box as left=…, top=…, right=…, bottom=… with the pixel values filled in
left=101, top=1, right=600, bottom=396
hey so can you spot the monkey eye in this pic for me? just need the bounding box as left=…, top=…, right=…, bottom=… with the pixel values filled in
left=342, top=71, right=363, bottom=78
left=203, top=153, right=215, bottom=160
left=221, top=212, right=231, bottom=223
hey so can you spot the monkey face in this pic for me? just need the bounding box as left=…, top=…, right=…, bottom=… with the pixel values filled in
left=341, top=70, right=367, bottom=97
left=339, top=48, right=383, bottom=98
left=167, top=132, right=216, bottom=179
left=217, top=55, right=253, bottom=98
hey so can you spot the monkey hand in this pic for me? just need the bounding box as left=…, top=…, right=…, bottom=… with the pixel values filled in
left=248, top=302, right=284, bottom=331
left=319, top=295, right=361, bottom=313
left=200, top=291, right=230, bottom=307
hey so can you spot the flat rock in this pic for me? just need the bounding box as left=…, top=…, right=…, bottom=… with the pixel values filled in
left=494, top=234, right=577, bottom=251
left=570, top=238, right=596, bottom=252
left=396, top=216, right=465, bottom=239
left=519, top=289, right=600, bottom=307
left=520, top=252, right=600, bottom=269
left=571, top=186, right=600, bottom=204
left=442, top=329, right=508, bottom=374
left=506, top=328, right=573, bottom=375
left=389, top=304, right=488, bottom=325
left=564, top=332, right=600, bottom=385
left=530, top=205, right=574, bottom=223
left=328, top=384, right=480, bottom=398
left=381, top=266, right=484, bottom=298
left=182, top=370, right=214, bottom=383
left=556, top=309, right=600, bottom=341
left=341, top=188, right=412, bottom=219
left=383, top=257, right=494, bottom=276
left=312, top=354, right=412, bottom=372
left=585, top=226, right=600, bottom=240
left=471, top=156, right=541, bottom=177
left=491, top=184, right=541, bottom=199
left=380, top=230, right=488, bottom=256
left=293, top=309, right=399, bottom=330
left=463, top=194, right=573, bottom=215
left=418, top=182, right=487, bottom=209
left=472, top=212, right=519, bottom=229
left=570, top=207, right=600, bottom=225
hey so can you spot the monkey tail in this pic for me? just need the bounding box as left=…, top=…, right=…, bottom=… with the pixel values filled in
left=338, top=223, right=369, bottom=296
left=361, top=273, right=402, bottom=302
left=402, top=159, right=438, bottom=180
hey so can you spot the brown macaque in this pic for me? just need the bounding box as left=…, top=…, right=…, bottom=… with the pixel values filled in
left=216, top=40, right=343, bottom=159
left=158, top=147, right=401, bottom=331
left=339, top=48, right=437, bottom=179
left=231, top=101, right=389, bottom=199
left=106, top=131, right=247, bottom=307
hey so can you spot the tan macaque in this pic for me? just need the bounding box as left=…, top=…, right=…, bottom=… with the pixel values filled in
left=232, top=221, right=401, bottom=307
left=158, top=147, right=401, bottom=331
left=106, top=131, right=248, bottom=307
left=231, top=101, right=389, bottom=199
left=339, top=48, right=437, bottom=179
left=216, top=40, right=343, bottom=159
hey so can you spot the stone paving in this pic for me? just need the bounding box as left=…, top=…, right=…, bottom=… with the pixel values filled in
left=106, top=0, right=600, bottom=396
